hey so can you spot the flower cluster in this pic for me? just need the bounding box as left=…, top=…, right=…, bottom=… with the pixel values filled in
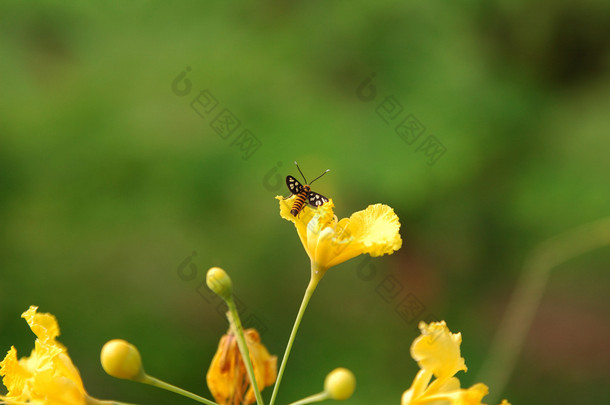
left=1, top=184, right=510, bottom=405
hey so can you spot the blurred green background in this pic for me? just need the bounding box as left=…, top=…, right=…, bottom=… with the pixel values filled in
left=1, top=1, right=609, bottom=404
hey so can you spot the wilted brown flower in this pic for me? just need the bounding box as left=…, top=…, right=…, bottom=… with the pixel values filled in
left=207, top=329, right=276, bottom=405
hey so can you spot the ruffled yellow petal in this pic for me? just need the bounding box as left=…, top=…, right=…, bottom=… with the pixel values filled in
left=0, top=347, right=30, bottom=401
left=411, top=321, right=467, bottom=381
left=325, top=204, right=402, bottom=268
left=345, top=204, right=402, bottom=255
left=207, top=329, right=277, bottom=405
left=22, top=305, right=61, bottom=343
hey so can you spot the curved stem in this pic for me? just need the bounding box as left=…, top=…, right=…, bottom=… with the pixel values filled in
left=88, top=398, right=141, bottom=405
left=269, top=277, right=320, bottom=405
left=227, top=299, right=265, bottom=405
left=140, top=375, right=218, bottom=405
left=286, top=391, right=330, bottom=405
left=478, top=217, right=610, bottom=403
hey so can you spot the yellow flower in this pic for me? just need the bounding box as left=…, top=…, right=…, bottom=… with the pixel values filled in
left=0, top=306, right=89, bottom=405
left=401, top=321, right=510, bottom=405
left=277, top=196, right=402, bottom=281
left=207, top=329, right=277, bottom=405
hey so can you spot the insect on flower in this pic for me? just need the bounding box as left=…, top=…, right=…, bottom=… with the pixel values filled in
left=286, top=162, right=330, bottom=216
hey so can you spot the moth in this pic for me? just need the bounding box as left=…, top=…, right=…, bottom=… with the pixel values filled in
left=286, top=162, right=330, bottom=216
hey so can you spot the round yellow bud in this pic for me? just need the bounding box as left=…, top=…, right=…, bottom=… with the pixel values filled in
left=324, top=367, right=356, bottom=400
left=101, top=339, right=144, bottom=380
left=206, top=267, right=233, bottom=301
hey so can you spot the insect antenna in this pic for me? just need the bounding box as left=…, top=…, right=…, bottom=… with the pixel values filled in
left=309, top=169, right=330, bottom=185
left=294, top=161, right=308, bottom=184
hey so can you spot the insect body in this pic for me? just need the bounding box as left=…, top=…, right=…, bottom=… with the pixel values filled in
left=286, top=162, right=330, bottom=216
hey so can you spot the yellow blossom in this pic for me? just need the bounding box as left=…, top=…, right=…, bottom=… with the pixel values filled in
left=277, top=196, right=402, bottom=280
left=207, top=329, right=277, bottom=405
left=0, top=306, right=89, bottom=405
left=401, top=321, right=510, bottom=405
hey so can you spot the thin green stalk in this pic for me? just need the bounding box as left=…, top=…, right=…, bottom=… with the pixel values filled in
left=286, top=391, right=329, bottom=405
left=227, top=299, right=265, bottom=405
left=478, top=217, right=610, bottom=403
left=88, top=399, right=141, bottom=405
left=269, top=277, right=319, bottom=405
left=140, top=375, right=218, bottom=405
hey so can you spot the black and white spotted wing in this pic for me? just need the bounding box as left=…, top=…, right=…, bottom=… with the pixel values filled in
left=285, top=164, right=331, bottom=216
left=308, top=191, right=329, bottom=207
left=286, top=175, right=303, bottom=196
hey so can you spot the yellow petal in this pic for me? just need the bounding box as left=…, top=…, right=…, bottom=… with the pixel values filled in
left=0, top=347, right=30, bottom=401
left=277, top=195, right=312, bottom=258
left=452, top=383, right=489, bottom=405
left=325, top=204, right=402, bottom=268
left=417, top=381, right=488, bottom=405
left=22, top=305, right=61, bottom=343
left=425, top=375, right=461, bottom=398
left=401, top=369, right=433, bottom=405
left=29, top=362, right=88, bottom=405
left=345, top=204, right=402, bottom=256
left=411, top=321, right=467, bottom=380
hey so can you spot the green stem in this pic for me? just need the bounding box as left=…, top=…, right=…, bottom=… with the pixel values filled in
left=140, top=375, right=218, bottom=405
left=286, top=391, right=329, bottom=405
left=88, top=399, right=141, bottom=405
left=269, top=276, right=320, bottom=405
left=227, top=298, right=265, bottom=405
left=477, top=217, right=610, bottom=403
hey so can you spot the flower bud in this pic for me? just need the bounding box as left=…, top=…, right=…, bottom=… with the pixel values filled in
left=324, top=367, right=356, bottom=400
left=101, top=339, right=144, bottom=380
left=206, top=267, right=233, bottom=302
